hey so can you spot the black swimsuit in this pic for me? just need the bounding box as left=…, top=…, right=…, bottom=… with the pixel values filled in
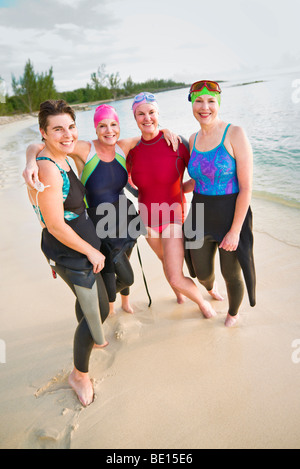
left=34, top=157, right=109, bottom=373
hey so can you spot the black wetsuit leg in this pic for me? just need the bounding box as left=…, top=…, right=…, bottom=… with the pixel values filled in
left=101, top=243, right=134, bottom=302
left=53, top=264, right=109, bottom=373
left=88, top=200, right=138, bottom=303
left=219, top=248, right=244, bottom=316
left=116, top=245, right=134, bottom=297
left=190, top=235, right=244, bottom=317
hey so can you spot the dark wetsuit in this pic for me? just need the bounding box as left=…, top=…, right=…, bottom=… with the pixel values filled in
left=35, top=157, right=109, bottom=373
left=184, top=125, right=256, bottom=316
left=81, top=142, right=144, bottom=303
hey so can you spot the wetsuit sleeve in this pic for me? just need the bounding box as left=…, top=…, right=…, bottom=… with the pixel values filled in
left=125, top=182, right=138, bottom=198
left=126, top=151, right=139, bottom=197
left=180, top=135, right=190, bottom=152
left=126, top=151, right=132, bottom=176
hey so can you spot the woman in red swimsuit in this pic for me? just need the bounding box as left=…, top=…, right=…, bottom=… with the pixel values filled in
left=127, top=92, right=216, bottom=318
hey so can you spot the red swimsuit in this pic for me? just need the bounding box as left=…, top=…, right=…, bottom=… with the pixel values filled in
left=127, top=131, right=190, bottom=231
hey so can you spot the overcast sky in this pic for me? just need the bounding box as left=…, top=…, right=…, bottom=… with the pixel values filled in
left=0, top=0, right=300, bottom=94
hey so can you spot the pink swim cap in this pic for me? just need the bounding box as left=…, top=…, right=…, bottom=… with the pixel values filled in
left=94, top=104, right=119, bottom=128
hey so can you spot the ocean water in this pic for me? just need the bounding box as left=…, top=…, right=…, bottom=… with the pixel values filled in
left=1, top=70, right=300, bottom=247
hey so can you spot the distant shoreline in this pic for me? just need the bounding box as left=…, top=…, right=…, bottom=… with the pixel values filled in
left=0, top=85, right=189, bottom=125
left=0, top=81, right=267, bottom=125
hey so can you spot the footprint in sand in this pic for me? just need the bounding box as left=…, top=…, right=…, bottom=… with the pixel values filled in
left=113, top=314, right=143, bottom=342
left=22, top=370, right=82, bottom=449
left=28, top=421, right=79, bottom=449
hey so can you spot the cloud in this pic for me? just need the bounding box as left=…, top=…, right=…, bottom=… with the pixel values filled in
left=0, top=0, right=121, bottom=91
left=54, top=0, right=86, bottom=7
left=1, top=0, right=300, bottom=96
left=0, top=0, right=118, bottom=30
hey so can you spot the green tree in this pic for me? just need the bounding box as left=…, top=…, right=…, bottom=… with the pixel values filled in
left=11, top=59, right=56, bottom=113
left=108, top=72, right=121, bottom=100
left=36, top=67, right=57, bottom=104
left=123, top=75, right=135, bottom=95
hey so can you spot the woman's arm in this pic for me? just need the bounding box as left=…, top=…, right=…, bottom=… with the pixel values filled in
left=182, top=179, right=195, bottom=193
left=161, top=129, right=182, bottom=150
left=118, top=130, right=181, bottom=156
left=219, top=126, right=253, bottom=251
left=23, top=143, right=45, bottom=187
left=23, top=140, right=90, bottom=187
left=37, top=161, right=105, bottom=273
left=118, top=136, right=140, bottom=156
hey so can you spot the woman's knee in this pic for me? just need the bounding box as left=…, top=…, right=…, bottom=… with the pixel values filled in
left=191, top=257, right=215, bottom=286
left=167, top=272, right=185, bottom=291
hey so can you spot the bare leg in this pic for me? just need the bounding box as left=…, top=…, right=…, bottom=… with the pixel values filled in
left=161, top=225, right=216, bottom=318
left=146, top=227, right=185, bottom=304
left=109, top=302, right=116, bottom=316
left=208, top=281, right=225, bottom=301
left=121, top=294, right=134, bottom=314
left=68, top=367, right=94, bottom=407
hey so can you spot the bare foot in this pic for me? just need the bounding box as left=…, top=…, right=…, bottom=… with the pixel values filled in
left=68, top=368, right=94, bottom=407
left=93, top=340, right=109, bottom=349
left=109, top=302, right=116, bottom=316
left=200, top=300, right=217, bottom=319
left=208, top=281, right=224, bottom=301
left=176, top=293, right=186, bottom=305
left=225, top=313, right=240, bottom=327
left=121, top=296, right=134, bottom=314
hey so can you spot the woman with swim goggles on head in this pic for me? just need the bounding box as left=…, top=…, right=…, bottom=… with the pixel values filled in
left=126, top=92, right=216, bottom=318
left=24, top=104, right=178, bottom=315
left=184, top=80, right=256, bottom=327
left=26, top=100, right=110, bottom=407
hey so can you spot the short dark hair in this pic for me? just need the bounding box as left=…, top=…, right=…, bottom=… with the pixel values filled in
left=38, top=100, right=76, bottom=132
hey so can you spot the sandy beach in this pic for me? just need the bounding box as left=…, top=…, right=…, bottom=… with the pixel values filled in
left=0, top=116, right=300, bottom=449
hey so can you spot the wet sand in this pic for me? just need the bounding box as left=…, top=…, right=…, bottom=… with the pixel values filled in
left=0, top=117, right=300, bottom=449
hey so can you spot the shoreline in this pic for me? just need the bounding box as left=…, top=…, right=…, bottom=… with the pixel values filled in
left=0, top=86, right=189, bottom=126
left=0, top=79, right=270, bottom=126
left=0, top=114, right=37, bottom=127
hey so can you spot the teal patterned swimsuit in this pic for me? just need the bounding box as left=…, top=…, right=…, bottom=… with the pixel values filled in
left=33, top=157, right=83, bottom=224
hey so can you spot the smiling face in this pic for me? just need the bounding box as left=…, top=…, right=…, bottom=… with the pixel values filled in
left=40, top=113, right=78, bottom=155
left=192, top=94, right=219, bottom=125
left=96, top=118, right=120, bottom=146
left=134, top=103, right=159, bottom=139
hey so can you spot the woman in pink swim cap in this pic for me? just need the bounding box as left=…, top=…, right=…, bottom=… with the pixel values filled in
left=93, top=104, right=120, bottom=127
